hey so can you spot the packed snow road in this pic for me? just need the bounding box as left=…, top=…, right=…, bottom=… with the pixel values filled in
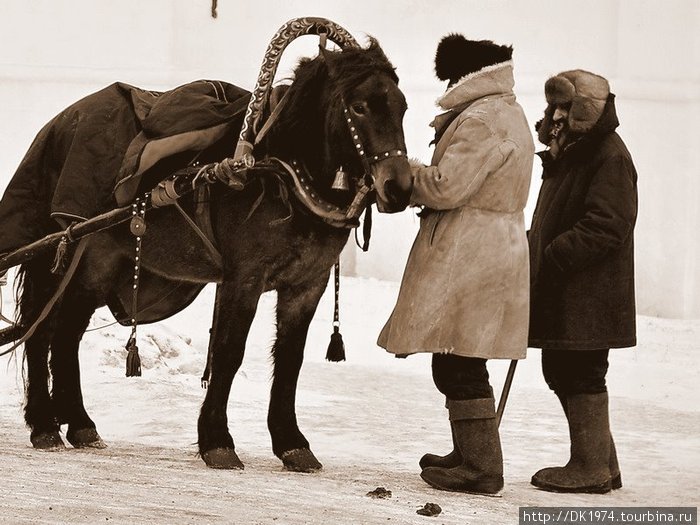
left=1, top=278, right=698, bottom=523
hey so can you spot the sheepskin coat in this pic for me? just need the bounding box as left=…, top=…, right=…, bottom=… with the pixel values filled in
left=378, top=61, right=534, bottom=359
left=528, top=95, right=638, bottom=350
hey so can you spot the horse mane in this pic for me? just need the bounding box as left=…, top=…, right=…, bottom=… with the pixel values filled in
left=263, top=38, right=398, bottom=177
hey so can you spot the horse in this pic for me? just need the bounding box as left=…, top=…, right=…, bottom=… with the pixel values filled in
left=13, top=37, right=412, bottom=472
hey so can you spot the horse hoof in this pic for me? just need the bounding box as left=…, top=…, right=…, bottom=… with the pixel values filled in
left=31, top=431, right=66, bottom=450
left=66, top=428, right=107, bottom=449
left=281, top=448, right=322, bottom=473
left=202, top=447, right=244, bottom=470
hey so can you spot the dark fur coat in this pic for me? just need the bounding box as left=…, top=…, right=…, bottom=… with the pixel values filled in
left=528, top=95, right=638, bottom=350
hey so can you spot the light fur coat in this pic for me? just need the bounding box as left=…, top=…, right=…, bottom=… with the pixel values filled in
left=378, top=61, right=534, bottom=359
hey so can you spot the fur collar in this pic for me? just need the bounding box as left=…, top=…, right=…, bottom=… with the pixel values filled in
left=436, top=60, right=515, bottom=110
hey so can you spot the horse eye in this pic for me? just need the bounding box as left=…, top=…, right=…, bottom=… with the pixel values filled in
left=350, top=103, right=367, bottom=116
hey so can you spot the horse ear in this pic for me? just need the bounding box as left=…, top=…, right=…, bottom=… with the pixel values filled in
left=365, top=37, right=399, bottom=83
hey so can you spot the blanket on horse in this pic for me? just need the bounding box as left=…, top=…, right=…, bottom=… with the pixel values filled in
left=0, top=80, right=250, bottom=255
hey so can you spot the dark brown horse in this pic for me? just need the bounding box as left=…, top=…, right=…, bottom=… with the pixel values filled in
left=14, top=38, right=412, bottom=471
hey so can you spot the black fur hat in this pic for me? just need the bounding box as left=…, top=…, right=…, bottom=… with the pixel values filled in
left=435, top=34, right=513, bottom=85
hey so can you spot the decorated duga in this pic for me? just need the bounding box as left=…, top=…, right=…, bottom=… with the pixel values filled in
left=0, top=17, right=412, bottom=472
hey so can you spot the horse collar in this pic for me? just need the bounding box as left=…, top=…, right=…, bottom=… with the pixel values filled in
left=271, top=158, right=371, bottom=229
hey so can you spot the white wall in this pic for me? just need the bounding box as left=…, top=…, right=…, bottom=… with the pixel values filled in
left=0, top=0, right=698, bottom=317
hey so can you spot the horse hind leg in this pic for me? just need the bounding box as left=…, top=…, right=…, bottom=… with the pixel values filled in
left=268, top=278, right=329, bottom=473
left=49, top=287, right=105, bottom=448
left=17, top=259, right=64, bottom=450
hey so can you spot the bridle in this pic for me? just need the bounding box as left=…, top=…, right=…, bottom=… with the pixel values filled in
left=341, top=104, right=407, bottom=182
left=320, top=41, right=408, bottom=189
left=213, top=18, right=408, bottom=233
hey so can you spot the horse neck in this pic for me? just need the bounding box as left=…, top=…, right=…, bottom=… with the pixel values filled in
left=264, top=90, right=354, bottom=207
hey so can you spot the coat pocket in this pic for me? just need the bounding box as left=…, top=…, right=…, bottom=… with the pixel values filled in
left=428, top=211, right=445, bottom=246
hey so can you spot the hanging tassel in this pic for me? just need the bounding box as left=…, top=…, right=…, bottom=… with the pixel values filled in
left=326, top=325, right=345, bottom=362
left=325, top=260, right=346, bottom=362
left=50, top=236, right=68, bottom=274
left=125, top=337, right=142, bottom=377
left=125, top=198, right=145, bottom=378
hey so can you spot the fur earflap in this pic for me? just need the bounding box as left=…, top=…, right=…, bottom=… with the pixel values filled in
left=435, top=34, right=513, bottom=85
left=544, top=76, right=576, bottom=105
left=544, top=69, right=610, bottom=133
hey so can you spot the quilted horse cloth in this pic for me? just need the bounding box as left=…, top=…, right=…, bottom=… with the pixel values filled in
left=0, top=80, right=250, bottom=255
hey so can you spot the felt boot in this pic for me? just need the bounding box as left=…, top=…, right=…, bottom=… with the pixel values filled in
left=609, top=437, right=622, bottom=489
left=531, top=392, right=613, bottom=493
left=420, top=398, right=503, bottom=495
left=554, top=392, right=622, bottom=489
left=419, top=423, right=462, bottom=470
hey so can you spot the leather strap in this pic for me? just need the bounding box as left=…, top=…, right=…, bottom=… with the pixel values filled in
left=254, top=85, right=293, bottom=146
left=173, top=188, right=223, bottom=269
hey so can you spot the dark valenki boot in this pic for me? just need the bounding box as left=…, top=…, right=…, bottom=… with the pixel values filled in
left=419, top=423, right=462, bottom=470
left=553, top=392, right=622, bottom=489
left=531, top=392, right=613, bottom=493
left=420, top=398, right=503, bottom=495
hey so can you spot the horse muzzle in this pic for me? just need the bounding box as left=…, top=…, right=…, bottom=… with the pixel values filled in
left=372, top=156, right=412, bottom=213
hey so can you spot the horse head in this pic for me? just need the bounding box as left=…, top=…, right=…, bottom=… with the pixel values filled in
left=264, top=38, right=413, bottom=214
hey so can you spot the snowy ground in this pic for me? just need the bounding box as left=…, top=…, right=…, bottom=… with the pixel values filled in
left=1, top=276, right=698, bottom=524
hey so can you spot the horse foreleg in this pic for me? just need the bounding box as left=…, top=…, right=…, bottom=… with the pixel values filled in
left=49, top=288, right=104, bottom=448
left=198, top=281, right=261, bottom=469
left=269, top=276, right=329, bottom=473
